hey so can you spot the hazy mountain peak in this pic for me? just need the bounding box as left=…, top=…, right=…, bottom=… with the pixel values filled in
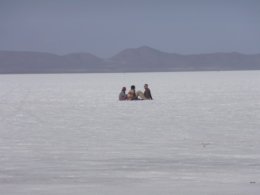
left=136, top=45, right=159, bottom=51
left=111, top=46, right=164, bottom=60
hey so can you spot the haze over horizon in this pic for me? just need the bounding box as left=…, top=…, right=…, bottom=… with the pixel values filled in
left=1, top=0, right=260, bottom=58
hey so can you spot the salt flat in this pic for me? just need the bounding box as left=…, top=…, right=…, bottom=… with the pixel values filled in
left=0, top=71, right=260, bottom=194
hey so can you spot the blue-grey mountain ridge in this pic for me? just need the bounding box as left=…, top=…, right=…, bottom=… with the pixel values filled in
left=1, top=46, right=260, bottom=73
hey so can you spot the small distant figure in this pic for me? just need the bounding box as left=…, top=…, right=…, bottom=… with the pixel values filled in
left=127, top=85, right=137, bottom=100
left=119, top=87, right=127, bottom=101
left=136, top=83, right=153, bottom=100
left=144, top=84, right=153, bottom=100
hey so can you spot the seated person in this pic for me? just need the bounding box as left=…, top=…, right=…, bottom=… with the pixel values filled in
left=144, top=84, right=153, bottom=100
left=127, top=85, right=138, bottom=100
left=119, top=87, right=127, bottom=100
left=136, top=84, right=153, bottom=100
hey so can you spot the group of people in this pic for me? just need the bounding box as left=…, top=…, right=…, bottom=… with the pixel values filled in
left=119, top=84, right=153, bottom=101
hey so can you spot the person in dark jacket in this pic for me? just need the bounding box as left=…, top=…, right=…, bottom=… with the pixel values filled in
left=144, top=84, right=153, bottom=100
left=136, top=84, right=153, bottom=100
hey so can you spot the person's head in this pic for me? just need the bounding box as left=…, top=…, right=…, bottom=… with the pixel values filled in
left=131, top=85, right=135, bottom=90
left=144, top=84, right=148, bottom=89
left=122, top=87, right=126, bottom=92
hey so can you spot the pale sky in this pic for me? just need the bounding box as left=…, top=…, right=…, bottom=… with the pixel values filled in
left=0, top=0, right=260, bottom=57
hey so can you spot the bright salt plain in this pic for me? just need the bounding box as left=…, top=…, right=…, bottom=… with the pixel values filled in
left=0, top=71, right=260, bottom=195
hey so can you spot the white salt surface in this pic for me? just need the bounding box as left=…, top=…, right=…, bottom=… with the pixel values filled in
left=0, top=71, right=260, bottom=194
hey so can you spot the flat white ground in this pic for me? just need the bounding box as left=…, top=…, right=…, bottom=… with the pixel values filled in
left=0, top=71, right=260, bottom=194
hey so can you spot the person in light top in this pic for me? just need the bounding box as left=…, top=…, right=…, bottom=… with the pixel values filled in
left=119, top=87, right=127, bottom=101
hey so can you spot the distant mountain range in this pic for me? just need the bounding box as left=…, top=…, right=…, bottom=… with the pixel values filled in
left=1, top=46, right=260, bottom=73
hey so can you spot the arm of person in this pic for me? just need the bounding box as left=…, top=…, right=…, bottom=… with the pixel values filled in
left=149, top=89, right=153, bottom=100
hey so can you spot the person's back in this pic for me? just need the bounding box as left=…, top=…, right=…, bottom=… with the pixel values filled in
left=119, top=87, right=127, bottom=100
